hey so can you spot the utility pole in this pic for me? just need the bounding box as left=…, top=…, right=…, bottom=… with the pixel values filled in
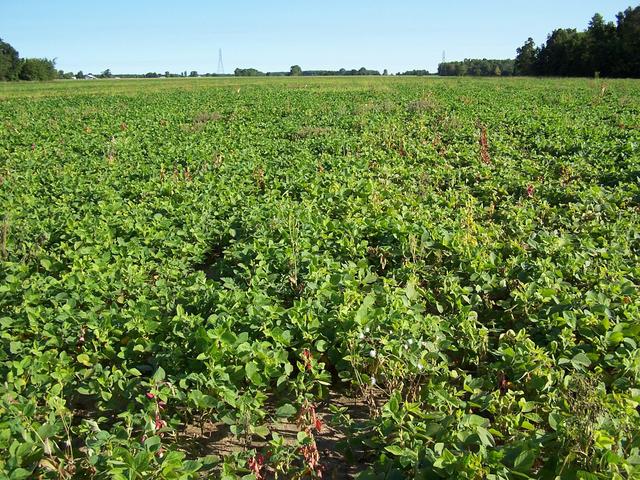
left=217, top=49, right=225, bottom=75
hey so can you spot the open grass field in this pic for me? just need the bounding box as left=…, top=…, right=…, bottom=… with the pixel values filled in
left=1, top=76, right=640, bottom=479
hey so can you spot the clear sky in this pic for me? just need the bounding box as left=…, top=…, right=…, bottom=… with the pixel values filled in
left=1, top=1, right=635, bottom=74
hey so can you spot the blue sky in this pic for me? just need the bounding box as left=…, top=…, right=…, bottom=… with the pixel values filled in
left=1, top=1, right=635, bottom=74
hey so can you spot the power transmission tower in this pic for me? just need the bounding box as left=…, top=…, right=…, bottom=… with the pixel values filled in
left=217, top=49, right=225, bottom=75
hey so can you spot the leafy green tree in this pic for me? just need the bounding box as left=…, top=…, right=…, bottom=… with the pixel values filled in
left=515, top=38, right=539, bottom=75
left=289, top=65, right=302, bottom=76
left=189, top=70, right=198, bottom=77
left=234, top=67, right=265, bottom=76
left=76, top=70, right=85, bottom=79
left=585, top=14, right=617, bottom=76
left=514, top=6, right=640, bottom=78
left=536, top=28, right=589, bottom=76
left=101, top=69, right=112, bottom=78
left=0, top=38, right=21, bottom=80
left=18, top=58, right=56, bottom=81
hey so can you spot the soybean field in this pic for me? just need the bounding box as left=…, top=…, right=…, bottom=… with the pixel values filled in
left=1, top=76, right=639, bottom=479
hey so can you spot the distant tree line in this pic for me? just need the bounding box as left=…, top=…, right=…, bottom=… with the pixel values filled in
left=234, top=66, right=382, bottom=77
left=234, top=68, right=266, bottom=76
left=437, top=59, right=515, bottom=77
left=302, top=67, right=381, bottom=76
left=0, top=38, right=57, bottom=81
left=6, top=6, right=638, bottom=82
left=110, top=71, right=235, bottom=78
left=515, top=6, right=640, bottom=77
left=397, top=70, right=430, bottom=76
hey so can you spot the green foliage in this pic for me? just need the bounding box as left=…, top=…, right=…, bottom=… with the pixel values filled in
left=234, top=67, right=265, bottom=76
left=516, top=6, right=640, bottom=78
left=0, top=38, right=21, bottom=81
left=302, top=67, right=381, bottom=76
left=0, top=76, right=639, bottom=478
left=57, top=70, right=75, bottom=80
left=0, top=38, right=58, bottom=82
left=438, top=59, right=514, bottom=76
left=17, top=58, right=55, bottom=81
left=236, top=66, right=382, bottom=77
left=615, top=7, right=640, bottom=77
left=397, top=69, right=430, bottom=76
left=17, top=58, right=56, bottom=81
left=515, top=38, right=538, bottom=76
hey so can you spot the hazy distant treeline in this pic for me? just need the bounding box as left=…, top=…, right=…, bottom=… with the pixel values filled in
left=234, top=66, right=383, bottom=77
left=437, top=59, right=515, bottom=77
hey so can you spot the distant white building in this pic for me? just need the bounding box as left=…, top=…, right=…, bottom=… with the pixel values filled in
left=85, top=74, right=97, bottom=80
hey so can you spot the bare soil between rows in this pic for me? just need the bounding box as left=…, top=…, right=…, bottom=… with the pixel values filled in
left=177, top=391, right=376, bottom=478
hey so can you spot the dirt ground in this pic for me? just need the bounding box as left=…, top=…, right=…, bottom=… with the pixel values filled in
left=177, top=391, right=374, bottom=478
